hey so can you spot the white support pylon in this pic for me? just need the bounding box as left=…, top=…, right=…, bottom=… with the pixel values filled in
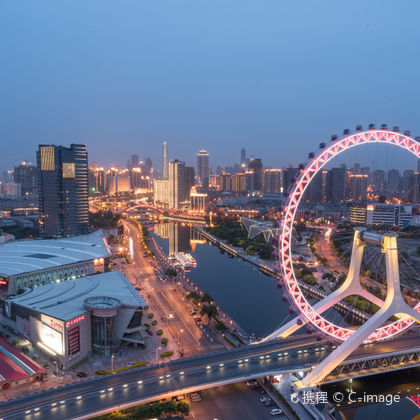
left=298, top=233, right=420, bottom=387
left=261, top=229, right=385, bottom=343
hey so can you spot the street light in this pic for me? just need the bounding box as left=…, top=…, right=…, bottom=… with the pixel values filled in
left=111, top=354, right=115, bottom=373
left=177, top=328, right=184, bottom=345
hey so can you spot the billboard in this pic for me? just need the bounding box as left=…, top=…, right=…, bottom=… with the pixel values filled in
left=41, top=323, right=63, bottom=354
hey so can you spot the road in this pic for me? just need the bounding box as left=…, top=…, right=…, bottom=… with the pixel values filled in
left=0, top=334, right=419, bottom=419
left=123, top=220, right=226, bottom=357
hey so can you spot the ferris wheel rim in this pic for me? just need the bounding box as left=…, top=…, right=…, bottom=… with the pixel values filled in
left=280, top=129, right=420, bottom=342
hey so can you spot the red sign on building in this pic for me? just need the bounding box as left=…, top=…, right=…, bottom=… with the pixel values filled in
left=67, top=326, right=80, bottom=356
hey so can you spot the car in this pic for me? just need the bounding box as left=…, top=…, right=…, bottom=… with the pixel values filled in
left=209, top=337, right=214, bottom=343
left=206, top=333, right=210, bottom=338
left=260, top=396, right=270, bottom=403
left=127, top=361, right=134, bottom=367
left=203, top=328, right=207, bottom=333
left=264, top=400, right=275, bottom=407
left=77, top=372, right=87, bottom=378
left=271, top=408, right=283, bottom=416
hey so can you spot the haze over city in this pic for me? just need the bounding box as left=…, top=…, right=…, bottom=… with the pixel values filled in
left=2, top=1, right=420, bottom=170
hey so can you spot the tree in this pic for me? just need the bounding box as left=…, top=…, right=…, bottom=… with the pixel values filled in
left=200, top=292, right=213, bottom=304
left=201, top=304, right=218, bottom=325
left=164, top=268, right=177, bottom=286
left=186, top=292, right=201, bottom=303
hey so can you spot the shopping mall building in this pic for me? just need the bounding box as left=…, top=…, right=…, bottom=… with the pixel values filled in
left=1, top=271, right=147, bottom=369
left=0, top=231, right=112, bottom=295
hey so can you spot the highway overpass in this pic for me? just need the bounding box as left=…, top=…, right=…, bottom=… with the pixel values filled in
left=0, top=334, right=418, bottom=420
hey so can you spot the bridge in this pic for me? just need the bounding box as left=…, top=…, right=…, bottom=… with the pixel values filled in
left=0, top=334, right=418, bottom=419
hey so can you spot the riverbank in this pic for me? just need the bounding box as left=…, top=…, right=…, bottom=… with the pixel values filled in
left=195, top=225, right=369, bottom=323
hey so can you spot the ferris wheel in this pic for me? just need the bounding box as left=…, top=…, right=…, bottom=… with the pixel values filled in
left=263, top=125, right=420, bottom=387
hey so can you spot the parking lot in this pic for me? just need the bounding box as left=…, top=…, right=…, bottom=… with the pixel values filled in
left=189, top=381, right=288, bottom=420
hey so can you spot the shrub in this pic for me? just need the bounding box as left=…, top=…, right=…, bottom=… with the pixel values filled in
left=157, top=329, right=163, bottom=336
left=152, top=320, right=158, bottom=326
left=148, top=313, right=154, bottom=319
left=12, top=339, right=18, bottom=345
left=160, top=351, right=173, bottom=357
left=161, top=337, right=168, bottom=345
left=144, top=323, right=151, bottom=331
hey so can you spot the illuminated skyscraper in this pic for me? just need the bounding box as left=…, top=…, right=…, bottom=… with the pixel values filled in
left=162, top=141, right=168, bottom=179
left=168, top=160, right=194, bottom=209
left=37, top=144, right=89, bottom=238
left=196, top=150, right=210, bottom=188
left=248, top=158, right=263, bottom=191
left=13, top=161, right=37, bottom=195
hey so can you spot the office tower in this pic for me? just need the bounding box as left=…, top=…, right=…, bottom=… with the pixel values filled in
left=208, top=174, right=221, bottom=190
left=13, top=161, right=37, bottom=195
left=142, top=158, right=153, bottom=176
left=240, top=148, right=246, bottom=166
left=387, top=169, right=401, bottom=194
left=263, top=169, right=283, bottom=194
left=197, top=150, right=210, bottom=189
left=0, top=182, right=21, bottom=199
left=153, top=179, right=169, bottom=207
left=106, top=168, right=131, bottom=194
left=305, top=171, right=323, bottom=202
left=131, top=155, right=139, bottom=168
left=168, top=160, right=195, bottom=209
left=88, top=162, right=106, bottom=194
left=327, top=167, right=346, bottom=202
left=283, top=166, right=299, bottom=193
left=372, top=169, right=386, bottom=195
left=231, top=172, right=247, bottom=192
left=414, top=171, right=420, bottom=203
left=37, top=144, right=89, bottom=238
left=220, top=172, right=232, bottom=192
left=162, top=141, right=168, bottom=179
left=248, top=158, right=263, bottom=191
left=346, top=173, right=368, bottom=202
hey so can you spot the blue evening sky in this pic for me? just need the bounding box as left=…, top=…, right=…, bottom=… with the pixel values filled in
left=1, top=1, right=419, bottom=172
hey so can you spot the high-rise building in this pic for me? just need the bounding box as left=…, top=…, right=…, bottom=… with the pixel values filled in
left=283, top=167, right=299, bottom=193
left=153, top=179, right=169, bottom=207
left=162, top=141, right=168, bottom=179
left=168, top=160, right=195, bottom=209
left=346, top=173, right=368, bottom=202
left=220, top=172, right=232, bottom=192
left=13, top=161, right=37, bottom=195
left=197, top=150, right=210, bottom=189
left=240, top=148, right=247, bottom=166
left=88, top=162, right=106, bottom=194
left=327, top=167, right=346, bottom=202
left=263, top=169, right=283, bottom=194
left=372, top=169, right=386, bottom=195
left=131, top=155, right=139, bottom=168
left=106, top=168, right=131, bottom=194
left=142, top=158, right=153, bottom=176
left=0, top=182, right=21, bottom=199
left=387, top=169, right=401, bottom=194
left=248, top=158, right=263, bottom=191
left=37, top=144, right=89, bottom=238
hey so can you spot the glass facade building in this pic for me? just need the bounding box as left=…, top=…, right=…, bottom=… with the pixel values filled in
left=37, top=144, right=89, bottom=237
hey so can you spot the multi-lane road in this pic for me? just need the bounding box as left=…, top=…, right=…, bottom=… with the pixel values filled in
left=1, top=334, right=419, bottom=419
